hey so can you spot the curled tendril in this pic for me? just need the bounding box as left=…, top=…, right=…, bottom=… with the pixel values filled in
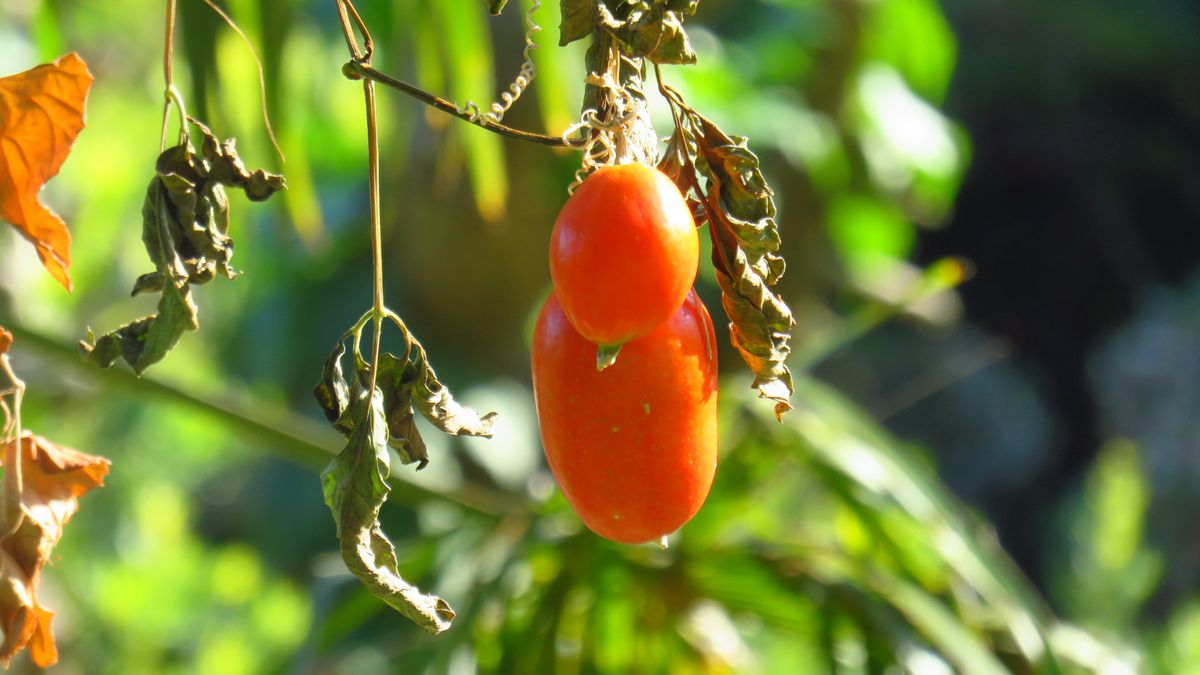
left=562, top=71, right=643, bottom=194
left=458, top=0, right=542, bottom=124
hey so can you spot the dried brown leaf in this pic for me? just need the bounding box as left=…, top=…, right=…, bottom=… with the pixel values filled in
left=0, top=433, right=109, bottom=668
left=0, top=328, right=11, bottom=356
left=0, top=53, right=93, bottom=291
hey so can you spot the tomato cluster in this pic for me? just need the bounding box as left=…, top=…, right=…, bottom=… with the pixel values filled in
left=532, top=164, right=718, bottom=544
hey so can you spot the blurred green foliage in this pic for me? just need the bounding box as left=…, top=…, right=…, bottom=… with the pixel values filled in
left=0, top=0, right=1195, bottom=673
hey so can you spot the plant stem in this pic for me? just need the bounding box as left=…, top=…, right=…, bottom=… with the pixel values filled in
left=160, top=0, right=178, bottom=152
left=332, top=0, right=384, bottom=398
left=364, top=76, right=384, bottom=395
left=342, top=61, right=581, bottom=149
left=0, top=354, right=24, bottom=537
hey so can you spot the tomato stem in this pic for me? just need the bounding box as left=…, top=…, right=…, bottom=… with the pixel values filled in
left=596, top=343, right=622, bottom=371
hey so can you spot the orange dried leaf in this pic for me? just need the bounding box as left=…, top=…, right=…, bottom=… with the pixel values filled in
left=0, top=53, right=94, bottom=291
left=0, top=433, right=109, bottom=668
left=0, top=327, right=10, bottom=356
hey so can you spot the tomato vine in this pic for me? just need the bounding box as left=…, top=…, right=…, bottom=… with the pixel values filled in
left=2, top=0, right=799, bottom=647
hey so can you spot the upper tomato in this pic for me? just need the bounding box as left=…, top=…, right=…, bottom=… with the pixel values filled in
left=531, top=289, right=718, bottom=544
left=549, top=163, right=699, bottom=349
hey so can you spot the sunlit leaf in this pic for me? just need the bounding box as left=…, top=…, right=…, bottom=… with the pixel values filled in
left=659, top=107, right=794, bottom=418
left=0, top=433, right=110, bottom=668
left=0, top=53, right=93, bottom=291
left=594, top=2, right=697, bottom=65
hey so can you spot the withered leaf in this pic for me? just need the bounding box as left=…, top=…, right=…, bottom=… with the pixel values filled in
left=405, top=345, right=498, bottom=440
left=0, top=328, right=11, bottom=356
left=0, top=433, right=110, bottom=668
left=662, top=111, right=795, bottom=419
left=559, top=0, right=595, bottom=46
left=315, top=337, right=496, bottom=470
left=0, top=53, right=93, bottom=291
left=313, top=320, right=496, bottom=632
left=78, top=280, right=198, bottom=374
left=80, top=119, right=284, bottom=374
left=374, top=353, right=428, bottom=468
left=593, top=1, right=698, bottom=65
left=314, top=341, right=351, bottom=427
left=320, top=389, right=456, bottom=633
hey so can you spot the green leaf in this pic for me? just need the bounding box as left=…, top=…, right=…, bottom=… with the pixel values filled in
left=76, top=283, right=199, bottom=374
left=134, top=279, right=199, bottom=373
left=320, top=387, right=456, bottom=634
left=559, top=0, right=595, bottom=46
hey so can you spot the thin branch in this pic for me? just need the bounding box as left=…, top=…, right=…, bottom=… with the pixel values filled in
left=163, top=0, right=176, bottom=87
left=343, top=61, right=585, bottom=148
left=160, top=0, right=178, bottom=152
left=333, top=0, right=370, bottom=62
left=364, top=76, right=384, bottom=396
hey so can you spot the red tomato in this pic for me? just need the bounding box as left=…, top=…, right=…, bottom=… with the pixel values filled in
left=549, top=163, right=699, bottom=349
left=531, top=289, right=718, bottom=544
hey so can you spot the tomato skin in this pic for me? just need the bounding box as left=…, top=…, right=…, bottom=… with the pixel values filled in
left=549, top=164, right=699, bottom=347
left=531, top=289, right=718, bottom=544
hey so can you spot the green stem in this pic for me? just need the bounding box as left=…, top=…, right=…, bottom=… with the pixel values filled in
left=342, top=61, right=583, bottom=148
left=364, top=76, right=384, bottom=397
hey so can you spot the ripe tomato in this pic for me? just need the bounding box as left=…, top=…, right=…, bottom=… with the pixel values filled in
left=549, top=163, right=699, bottom=351
left=531, top=289, right=718, bottom=544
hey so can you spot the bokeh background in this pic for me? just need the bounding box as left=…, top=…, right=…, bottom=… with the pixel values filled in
left=1, top=0, right=1199, bottom=672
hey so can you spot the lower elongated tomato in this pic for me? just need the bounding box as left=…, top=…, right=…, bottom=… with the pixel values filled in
left=531, top=289, right=718, bottom=544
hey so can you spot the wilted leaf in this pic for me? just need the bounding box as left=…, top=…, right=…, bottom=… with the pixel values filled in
left=80, top=119, right=284, bottom=374
left=313, top=316, right=497, bottom=632
left=695, top=118, right=794, bottom=418
left=0, top=328, right=11, bottom=356
left=406, top=344, right=497, bottom=439
left=0, top=433, right=109, bottom=668
left=374, top=353, right=428, bottom=468
left=559, top=0, right=595, bottom=45
left=77, top=282, right=198, bottom=374
left=315, top=335, right=496, bottom=470
left=660, top=109, right=795, bottom=418
left=320, top=388, right=456, bottom=633
left=593, top=1, right=697, bottom=65
left=0, top=53, right=93, bottom=291
left=314, top=341, right=351, bottom=427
